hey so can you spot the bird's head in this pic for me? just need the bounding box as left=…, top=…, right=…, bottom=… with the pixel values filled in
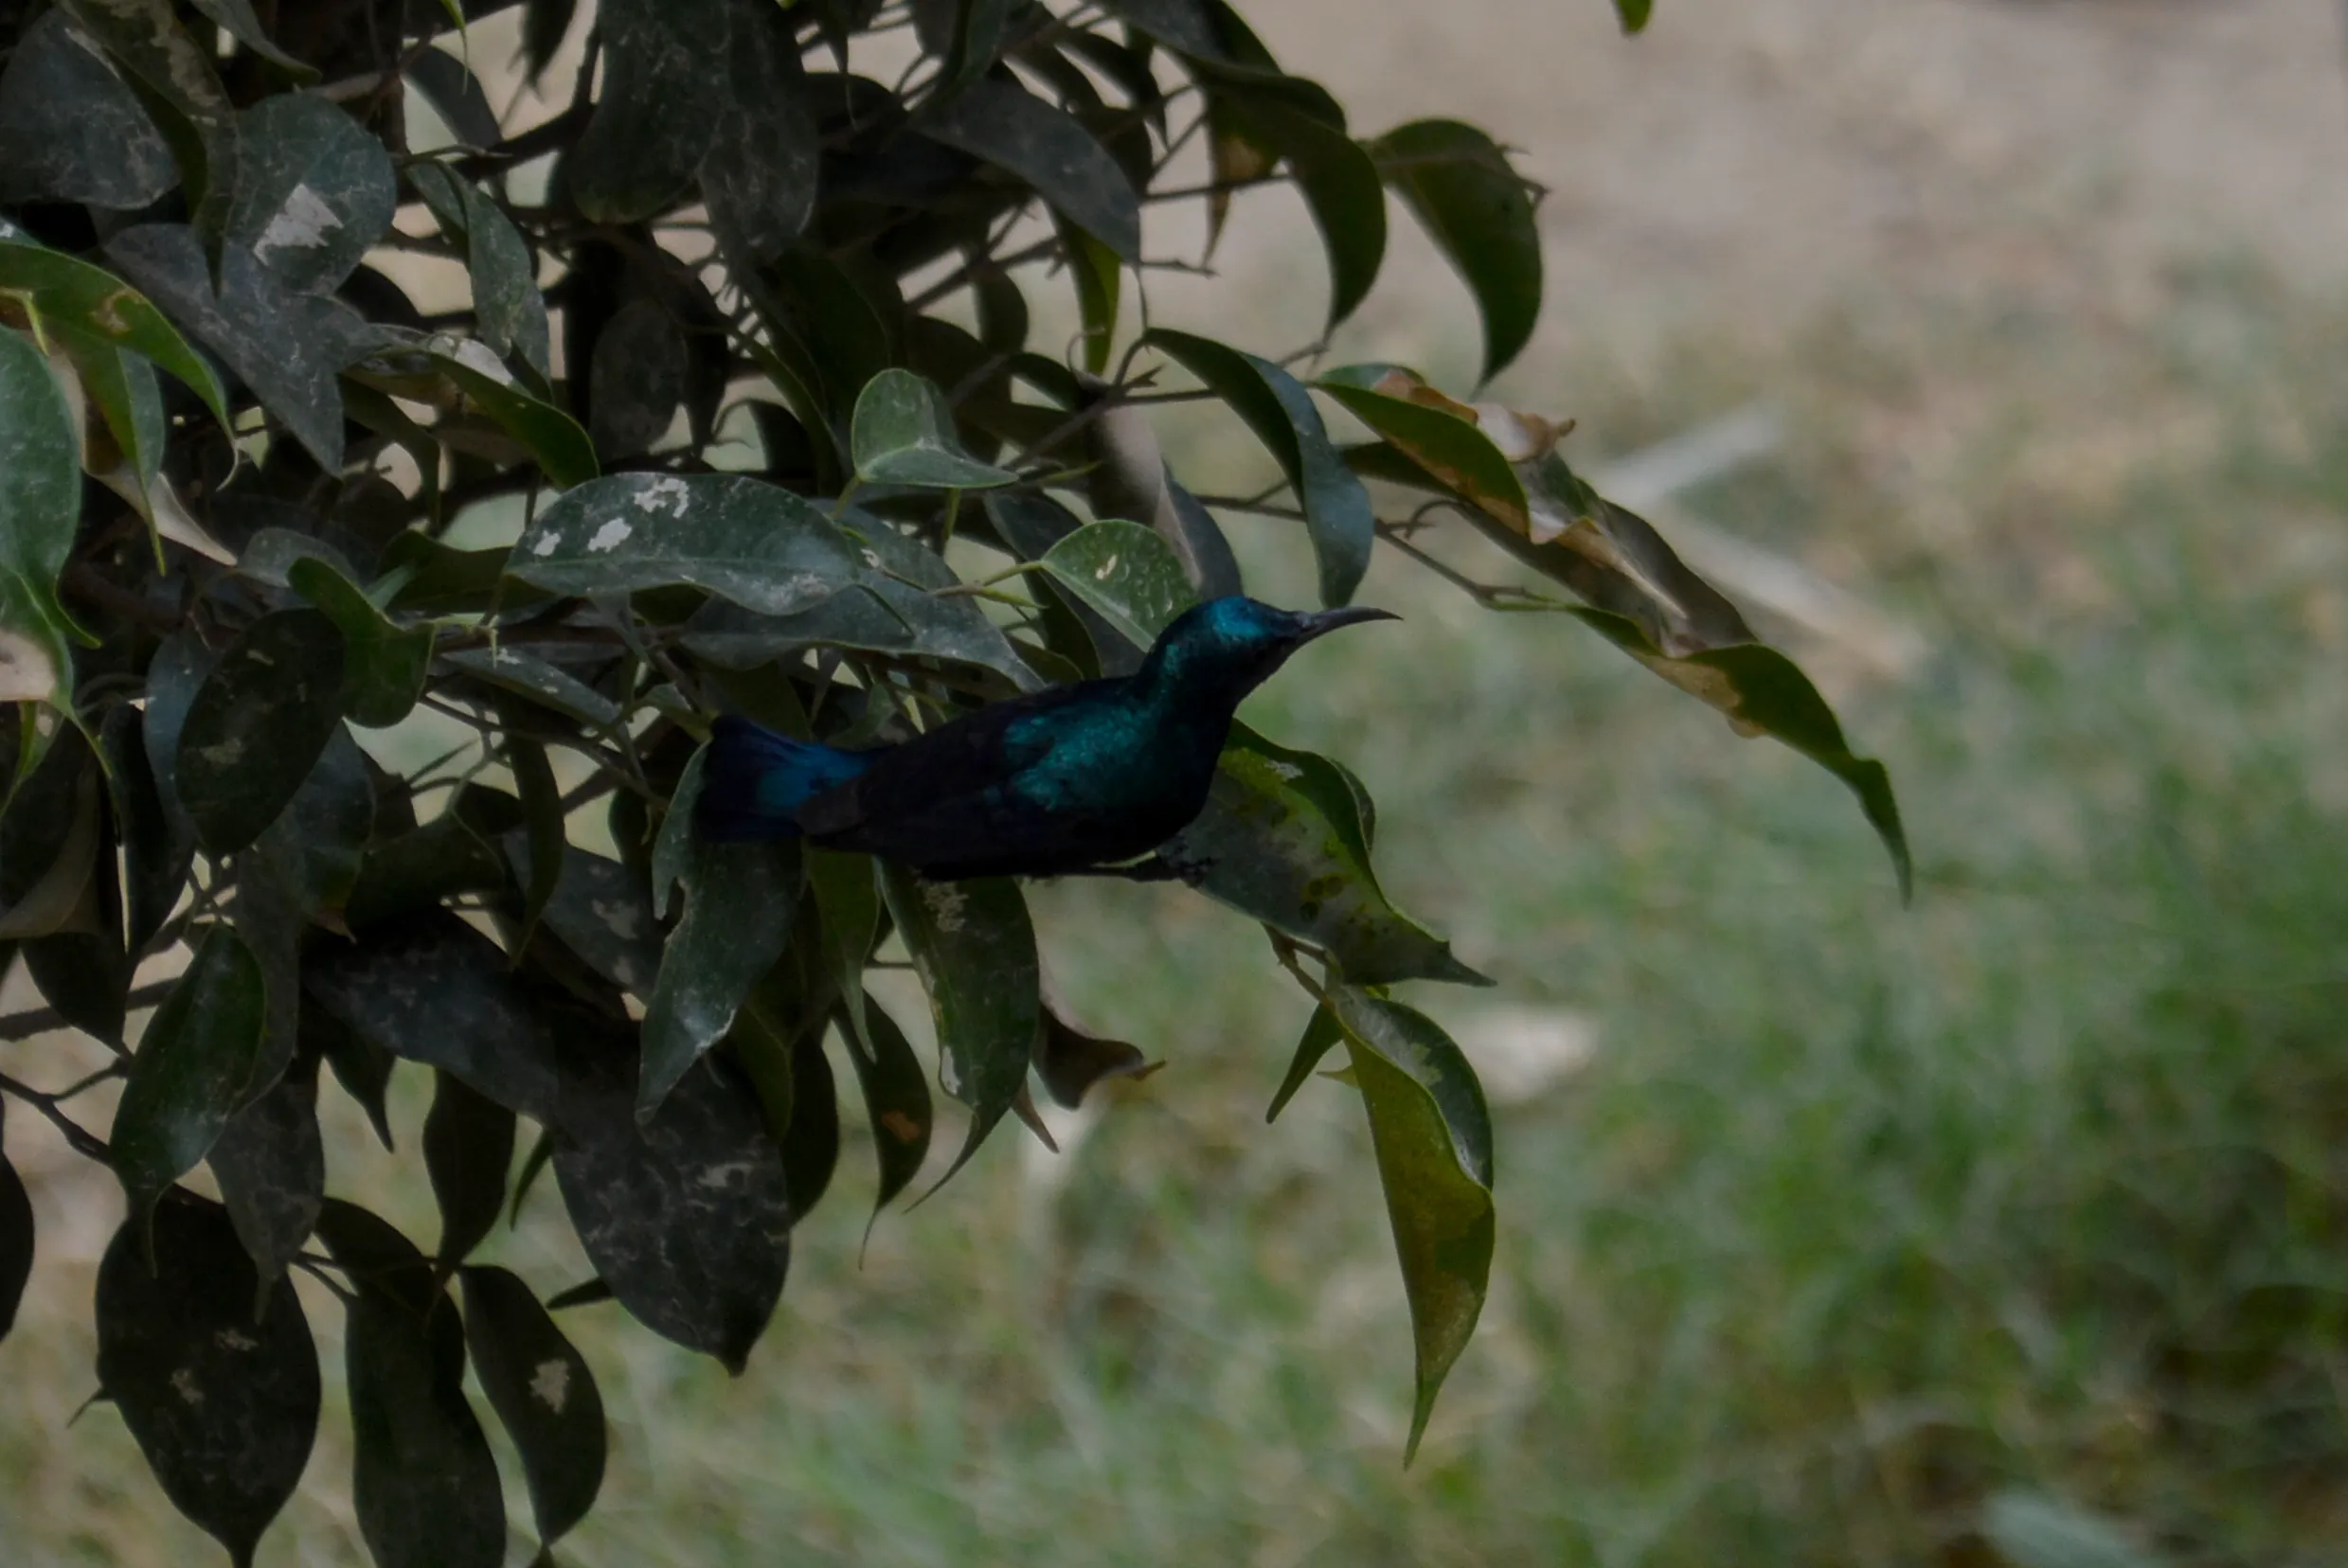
left=1141, top=595, right=1400, bottom=700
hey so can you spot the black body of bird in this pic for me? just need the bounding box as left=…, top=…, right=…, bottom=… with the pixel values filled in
left=696, top=596, right=1396, bottom=879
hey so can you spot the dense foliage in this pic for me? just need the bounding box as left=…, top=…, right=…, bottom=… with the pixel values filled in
left=0, top=0, right=1902, bottom=1559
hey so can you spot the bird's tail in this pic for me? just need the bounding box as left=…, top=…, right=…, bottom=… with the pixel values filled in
left=696, top=716, right=872, bottom=840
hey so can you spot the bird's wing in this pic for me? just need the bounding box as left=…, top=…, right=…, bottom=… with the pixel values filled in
left=794, top=683, right=1090, bottom=840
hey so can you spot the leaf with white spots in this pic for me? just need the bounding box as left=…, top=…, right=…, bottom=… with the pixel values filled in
left=226, top=93, right=394, bottom=294
left=510, top=472, right=870, bottom=614
left=0, top=10, right=177, bottom=209
left=554, top=1042, right=793, bottom=1371
left=879, top=864, right=1038, bottom=1186
left=95, top=1193, right=320, bottom=1568
left=407, top=163, right=551, bottom=378
left=511, top=842, right=664, bottom=997
left=1039, top=519, right=1199, bottom=650
left=460, top=1265, right=606, bottom=1546
left=173, top=609, right=348, bottom=854
left=206, top=1047, right=325, bottom=1287
left=59, top=0, right=240, bottom=261
left=0, top=236, right=232, bottom=434
left=639, top=746, right=802, bottom=1116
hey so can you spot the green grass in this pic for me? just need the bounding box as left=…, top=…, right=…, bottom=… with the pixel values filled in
left=11, top=269, right=2348, bottom=1564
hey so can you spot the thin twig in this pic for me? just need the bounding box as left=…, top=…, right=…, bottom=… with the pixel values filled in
left=0, top=1071, right=112, bottom=1164
left=0, top=979, right=179, bottom=1044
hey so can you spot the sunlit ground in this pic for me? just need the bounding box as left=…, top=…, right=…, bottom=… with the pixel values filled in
left=12, top=1, right=2348, bottom=1562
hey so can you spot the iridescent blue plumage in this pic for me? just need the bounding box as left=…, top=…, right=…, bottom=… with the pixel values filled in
left=696, top=596, right=1396, bottom=879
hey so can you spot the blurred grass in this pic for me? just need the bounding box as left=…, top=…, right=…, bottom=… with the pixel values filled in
left=12, top=263, right=2348, bottom=1565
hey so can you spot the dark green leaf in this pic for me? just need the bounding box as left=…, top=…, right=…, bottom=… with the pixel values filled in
left=459, top=1266, right=606, bottom=1546
left=310, top=995, right=396, bottom=1149
left=1097, top=0, right=1226, bottom=56
left=253, top=725, right=374, bottom=929
left=983, top=490, right=1138, bottom=674
left=421, top=342, right=598, bottom=488
left=440, top=646, right=620, bottom=731
left=840, top=995, right=933, bottom=1224
left=1141, top=327, right=1374, bottom=606
left=63, top=337, right=170, bottom=552
left=96, top=1193, right=319, bottom=1568
left=339, top=1214, right=505, bottom=1568
left=1036, top=1005, right=1154, bottom=1109
left=0, top=323, right=86, bottom=711
left=505, top=734, right=565, bottom=958
left=207, top=1047, right=325, bottom=1286
left=522, top=0, right=580, bottom=81
left=585, top=298, right=686, bottom=459
left=0, top=1121, right=31, bottom=1342
left=834, top=510, right=1043, bottom=688
left=0, top=721, right=100, bottom=943
left=188, top=0, right=315, bottom=76
left=1039, top=519, right=1199, bottom=650
left=923, top=78, right=1141, bottom=260
left=403, top=47, right=499, bottom=150
left=286, top=557, right=430, bottom=728
left=521, top=845, right=663, bottom=998
left=1315, top=364, right=1532, bottom=533
left=1216, top=90, right=1387, bottom=328
left=113, top=927, right=269, bottom=1227
left=699, top=0, right=818, bottom=262
left=851, top=368, right=1017, bottom=490
left=914, top=0, right=1013, bottom=92
left=554, top=1047, right=793, bottom=1371
left=1325, top=986, right=1494, bottom=1460
left=1084, top=398, right=1246, bottom=600
left=1266, top=1002, right=1343, bottom=1122
left=641, top=749, right=803, bottom=1115
left=569, top=0, right=727, bottom=223
left=0, top=237, right=232, bottom=432
left=423, top=1069, right=516, bottom=1267
left=1062, top=220, right=1121, bottom=377
left=511, top=472, right=869, bottom=615
left=880, top=865, right=1038, bottom=1183
left=105, top=223, right=373, bottom=469
left=1371, top=119, right=1542, bottom=383
left=783, top=1030, right=840, bottom=1219
left=174, top=609, right=347, bottom=854
left=226, top=93, right=395, bottom=294
left=806, top=849, right=878, bottom=1054
left=304, top=911, right=563, bottom=1122
left=407, top=163, right=550, bottom=378
left=60, top=0, right=239, bottom=261
left=0, top=10, right=176, bottom=209
left=1162, top=727, right=1488, bottom=986
left=1613, top=0, right=1655, bottom=35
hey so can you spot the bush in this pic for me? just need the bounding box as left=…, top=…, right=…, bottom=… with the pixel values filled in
left=0, top=0, right=1898, bottom=1559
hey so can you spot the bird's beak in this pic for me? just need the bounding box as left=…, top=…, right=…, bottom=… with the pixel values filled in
left=1295, top=605, right=1402, bottom=642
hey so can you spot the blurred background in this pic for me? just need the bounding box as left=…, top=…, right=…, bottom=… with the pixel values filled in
left=13, top=0, right=2348, bottom=1561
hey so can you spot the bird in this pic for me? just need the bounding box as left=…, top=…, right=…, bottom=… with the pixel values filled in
left=695, top=595, right=1398, bottom=880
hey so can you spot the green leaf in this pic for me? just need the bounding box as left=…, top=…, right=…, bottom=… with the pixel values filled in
left=440, top=646, right=620, bottom=731
left=251, top=725, right=372, bottom=934
left=336, top=1208, right=506, bottom=1568
left=403, top=47, right=500, bottom=150
left=835, top=510, right=1043, bottom=688
left=839, top=995, right=933, bottom=1226
left=1371, top=119, right=1543, bottom=383
left=806, top=849, right=879, bottom=1051
left=880, top=865, right=1039, bottom=1185
left=1063, top=220, right=1121, bottom=377
left=0, top=10, right=177, bottom=209
left=554, top=1044, right=793, bottom=1371
left=1084, top=396, right=1246, bottom=600
left=407, top=163, right=550, bottom=379
left=922, top=78, right=1142, bottom=261
left=0, top=722, right=102, bottom=944
left=421, top=341, right=597, bottom=488
left=285, top=558, right=429, bottom=728
left=512, top=842, right=664, bottom=998
left=0, top=1152, right=25, bottom=1345
left=63, top=337, right=167, bottom=544
left=1211, top=89, right=1387, bottom=328
left=511, top=472, right=869, bottom=615
left=1315, top=365, right=1532, bottom=533
left=112, top=927, right=269, bottom=1227
left=188, top=0, right=317, bottom=76
left=304, top=912, right=564, bottom=1122
left=0, top=236, right=232, bottom=433
left=60, top=0, right=239, bottom=265
left=423, top=1069, right=515, bottom=1267
left=459, top=1265, right=607, bottom=1546
left=310, top=997, right=395, bottom=1150
left=640, top=748, right=803, bottom=1117
left=95, top=1194, right=319, bottom=1568
left=851, top=368, right=1017, bottom=490
left=585, top=298, right=686, bottom=459
left=104, top=223, right=372, bottom=469
left=506, top=732, right=564, bottom=956
left=1097, top=0, right=1227, bottom=57
left=1162, top=727, right=1489, bottom=987
left=913, top=0, right=1014, bottom=93
left=0, top=323, right=86, bottom=709
left=206, top=1046, right=325, bottom=1287
left=569, top=0, right=728, bottom=223
left=1036, top=1005, right=1154, bottom=1109
left=1141, top=327, right=1375, bottom=606
left=174, top=609, right=347, bottom=854
left=1324, top=987, right=1495, bottom=1461
left=226, top=93, right=394, bottom=294
left=1039, top=519, right=1200, bottom=650
left=1613, top=0, right=1655, bottom=34
left=1266, top=1001, right=1343, bottom=1122
left=698, top=0, right=818, bottom=262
